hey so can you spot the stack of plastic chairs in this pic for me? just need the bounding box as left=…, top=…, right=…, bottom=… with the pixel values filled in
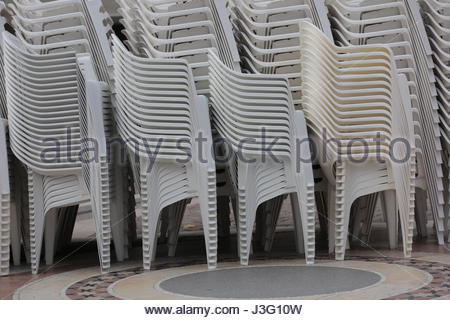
left=117, top=0, right=241, bottom=94
left=117, top=0, right=314, bottom=264
left=325, top=0, right=446, bottom=247
left=297, top=21, right=416, bottom=260
left=229, top=0, right=333, bottom=109
left=208, top=48, right=317, bottom=264
left=0, top=0, right=10, bottom=276
left=0, top=117, right=9, bottom=275
left=76, top=52, right=121, bottom=265
left=419, top=0, right=450, bottom=243
left=111, top=35, right=218, bottom=269
left=228, top=0, right=334, bottom=252
left=0, top=1, right=24, bottom=276
left=0, top=0, right=6, bottom=121
left=117, top=0, right=238, bottom=260
left=3, top=0, right=127, bottom=274
left=3, top=31, right=113, bottom=274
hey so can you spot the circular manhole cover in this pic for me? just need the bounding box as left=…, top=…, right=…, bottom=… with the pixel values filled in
left=158, top=265, right=382, bottom=299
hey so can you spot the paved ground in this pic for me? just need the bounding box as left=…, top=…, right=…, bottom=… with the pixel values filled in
left=5, top=249, right=450, bottom=300
left=1, top=193, right=448, bottom=300
left=1, top=222, right=449, bottom=300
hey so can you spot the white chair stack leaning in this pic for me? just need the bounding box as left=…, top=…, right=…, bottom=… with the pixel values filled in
left=3, top=32, right=114, bottom=274
left=0, top=0, right=11, bottom=276
left=3, top=0, right=127, bottom=274
left=325, top=0, right=446, bottom=249
left=297, top=21, right=416, bottom=260
left=111, top=35, right=218, bottom=269
left=116, top=0, right=241, bottom=263
left=228, top=0, right=333, bottom=255
left=208, top=48, right=317, bottom=264
left=1, top=1, right=28, bottom=277
left=419, top=0, right=450, bottom=243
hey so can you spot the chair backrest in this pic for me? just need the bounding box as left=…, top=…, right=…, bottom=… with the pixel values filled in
left=8, top=0, right=113, bottom=86
left=208, top=48, right=295, bottom=159
left=297, top=21, right=413, bottom=160
left=3, top=32, right=81, bottom=174
left=111, top=34, right=199, bottom=161
left=117, top=0, right=241, bottom=95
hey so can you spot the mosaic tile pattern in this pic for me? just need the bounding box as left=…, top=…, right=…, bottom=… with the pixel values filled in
left=65, top=255, right=450, bottom=300
left=346, top=256, right=450, bottom=300
left=65, top=259, right=211, bottom=300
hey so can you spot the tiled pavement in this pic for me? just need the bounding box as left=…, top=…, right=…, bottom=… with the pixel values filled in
left=1, top=198, right=449, bottom=300
left=59, top=255, right=450, bottom=300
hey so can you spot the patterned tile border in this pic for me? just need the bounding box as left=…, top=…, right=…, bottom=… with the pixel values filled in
left=64, top=255, right=450, bottom=300
left=347, top=256, right=450, bottom=300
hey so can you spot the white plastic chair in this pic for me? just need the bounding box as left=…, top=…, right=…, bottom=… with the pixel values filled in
left=208, top=48, right=317, bottom=265
left=118, top=0, right=241, bottom=94
left=326, top=0, right=445, bottom=246
left=117, top=0, right=243, bottom=257
left=419, top=0, right=450, bottom=242
left=0, top=119, right=11, bottom=276
left=229, top=0, right=334, bottom=251
left=0, top=1, right=10, bottom=276
left=3, top=32, right=113, bottom=274
left=0, top=0, right=8, bottom=119
left=111, top=35, right=218, bottom=270
left=0, top=0, right=25, bottom=276
left=229, top=0, right=333, bottom=109
left=6, top=0, right=133, bottom=265
left=297, top=21, right=416, bottom=260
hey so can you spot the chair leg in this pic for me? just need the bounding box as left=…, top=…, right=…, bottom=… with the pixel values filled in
left=293, top=180, right=316, bottom=264
left=217, top=194, right=231, bottom=243
left=290, top=193, right=304, bottom=255
left=217, top=196, right=231, bottom=239
left=198, top=168, right=218, bottom=269
left=238, top=162, right=257, bottom=266
left=231, top=197, right=239, bottom=256
left=10, top=200, right=21, bottom=267
left=89, top=160, right=112, bottom=273
left=396, top=174, right=415, bottom=259
left=0, top=192, right=10, bottom=275
left=359, top=193, right=379, bottom=244
left=140, top=168, right=161, bottom=271
left=44, top=209, right=58, bottom=266
left=217, top=197, right=231, bottom=253
left=354, top=194, right=375, bottom=242
left=28, top=171, right=45, bottom=275
left=14, top=163, right=28, bottom=265
left=60, top=206, right=78, bottom=250
left=263, top=195, right=284, bottom=253
left=110, top=206, right=125, bottom=262
left=327, top=184, right=336, bottom=255
left=21, top=190, right=31, bottom=266
left=414, top=188, right=428, bottom=239
left=316, top=191, right=328, bottom=241
left=255, top=202, right=266, bottom=249
left=126, top=164, right=137, bottom=253
left=167, top=201, right=187, bottom=257
left=351, top=200, right=364, bottom=244
left=159, top=207, right=169, bottom=244
left=110, top=163, right=127, bottom=262
left=335, top=163, right=352, bottom=261
left=381, top=190, right=398, bottom=250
